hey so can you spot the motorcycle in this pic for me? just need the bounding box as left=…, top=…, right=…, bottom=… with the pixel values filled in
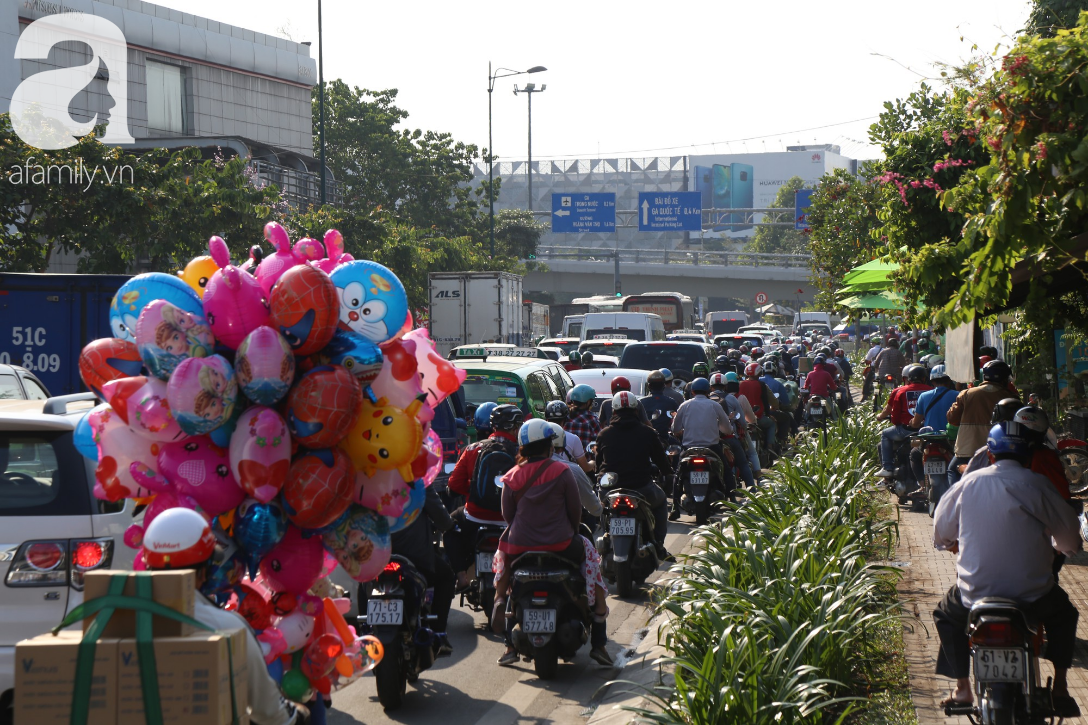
left=944, top=598, right=1079, bottom=723
left=506, top=551, right=593, bottom=680
left=873, top=373, right=896, bottom=412
left=676, top=446, right=726, bottom=525
left=862, top=360, right=874, bottom=400
left=459, top=522, right=507, bottom=622
left=915, top=429, right=954, bottom=516
left=887, top=435, right=920, bottom=506
left=802, top=391, right=833, bottom=442
left=359, top=556, right=441, bottom=711
left=1056, top=438, right=1088, bottom=496
left=595, top=472, right=662, bottom=598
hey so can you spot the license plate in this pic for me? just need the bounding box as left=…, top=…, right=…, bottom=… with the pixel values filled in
left=691, top=471, right=710, bottom=485
left=476, top=552, right=494, bottom=574
left=523, top=608, right=556, bottom=633
left=809, top=406, right=824, bottom=414
left=974, top=648, right=1026, bottom=682
left=367, top=599, right=403, bottom=626
left=924, top=459, right=947, bottom=475
left=610, top=517, right=636, bottom=536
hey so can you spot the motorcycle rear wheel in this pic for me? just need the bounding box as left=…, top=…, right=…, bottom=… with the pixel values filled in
left=695, top=499, right=709, bottom=526
left=533, top=640, right=559, bottom=680
left=374, top=640, right=407, bottom=710
left=616, top=559, right=634, bottom=598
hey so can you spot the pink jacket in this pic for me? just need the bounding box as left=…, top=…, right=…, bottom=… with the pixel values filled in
left=498, top=457, right=581, bottom=555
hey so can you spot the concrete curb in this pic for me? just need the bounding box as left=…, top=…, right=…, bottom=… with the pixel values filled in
left=588, top=608, right=673, bottom=724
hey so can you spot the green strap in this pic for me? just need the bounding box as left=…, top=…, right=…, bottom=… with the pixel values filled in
left=60, top=585, right=239, bottom=725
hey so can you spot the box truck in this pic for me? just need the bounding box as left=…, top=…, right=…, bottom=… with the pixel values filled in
left=522, top=302, right=550, bottom=344
left=428, top=272, right=524, bottom=357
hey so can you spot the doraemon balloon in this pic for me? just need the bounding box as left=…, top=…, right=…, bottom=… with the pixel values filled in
left=202, top=236, right=271, bottom=350
left=110, top=273, right=203, bottom=342
left=330, top=261, right=409, bottom=346
left=256, top=222, right=302, bottom=297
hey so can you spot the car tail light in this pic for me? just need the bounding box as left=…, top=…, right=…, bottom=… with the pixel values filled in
left=7, top=541, right=68, bottom=586
left=970, top=619, right=1024, bottom=647
left=70, top=539, right=113, bottom=590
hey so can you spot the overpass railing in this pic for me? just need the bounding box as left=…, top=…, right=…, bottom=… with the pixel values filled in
left=532, top=246, right=811, bottom=269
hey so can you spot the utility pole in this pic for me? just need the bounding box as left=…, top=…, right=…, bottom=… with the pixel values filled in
left=318, top=0, right=326, bottom=205
left=513, top=82, right=546, bottom=211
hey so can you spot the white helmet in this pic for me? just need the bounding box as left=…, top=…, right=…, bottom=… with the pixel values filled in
left=143, top=508, right=215, bottom=569
left=547, top=421, right=566, bottom=449
left=518, top=417, right=558, bottom=447
left=612, top=390, right=641, bottom=411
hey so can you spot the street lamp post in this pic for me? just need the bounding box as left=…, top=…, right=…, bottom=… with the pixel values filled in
left=488, top=63, right=546, bottom=258
left=318, top=0, right=326, bottom=205
left=513, top=82, right=546, bottom=211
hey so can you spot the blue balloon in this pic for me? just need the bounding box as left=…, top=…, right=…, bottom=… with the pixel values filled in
left=209, top=396, right=245, bottom=448
left=322, top=329, right=383, bottom=384
left=385, top=480, right=426, bottom=534
left=234, top=498, right=288, bottom=578
left=329, top=261, right=409, bottom=346
left=266, top=657, right=284, bottom=684
left=110, top=273, right=203, bottom=342
left=73, top=404, right=106, bottom=462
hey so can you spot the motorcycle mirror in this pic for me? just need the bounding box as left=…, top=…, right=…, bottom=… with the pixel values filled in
left=666, top=445, right=682, bottom=456
left=444, top=463, right=456, bottom=474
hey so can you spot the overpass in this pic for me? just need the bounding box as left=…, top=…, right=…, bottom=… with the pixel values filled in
left=523, top=246, right=815, bottom=305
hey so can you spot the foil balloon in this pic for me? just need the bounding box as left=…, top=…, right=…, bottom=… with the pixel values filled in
left=353, top=468, right=416, bottom=518
left=134, top=299, right=214, bottom=380
left=269, top=264, right=339, bottom=356
left=329, top=260, right=409, bottom=345
left=167, top=355, right=237, bottom=436
left=208, top=396, right=245, bottom=449
left=385, top=480, right=426, bottom=534
left=229, top=406, right=291, bottom=503
left=109, top=272, right=204, bottom=342
left=292, top=237, right=324, bottom=264
left=301, top=633, right=343, bottom=681
left=285, top=365, right=361, bottom=449
left=354, top=636, right=384, bottom=675
left=322, top=506, right=392, bottom=582
left=202, top=235, right=271, bottom=349
left=177, top=255, right=220, bottom=298
left=256, top=222, right=302, bottom=297
left=235, top=326, right=294, bottom=405
left=403, top=327, right=467, bottom=408
left=74, top=403, right=109, bottom=462
left=122, top=488, right=201, bottom=551
left=100, top=376, right=186, bottom=442
left=339, top=395, right=427, bottom=482
left=200, top=543, right=245, bottom=601
left=152, top=437, right=244, bottom=515
left=280, top=668, right=313, bottom=703
left=256, top=628, right=287, bottom=664
left=370, top=339, right=434, bottom=426
left=260, top=526, right=325, bottom=595
left=282, top=448, right=355, bottom=530
left=78, top=338, right=143, bottom=397
left=88, top=406, right=159, bottom=501
left=321, top=329, right=382, bottom=386
left=311, top=229, right=354, bottom=274
left=234, top=498, right=288, bottom=576
left=421, top=428, right=443, bottom=487
left=233, top=581, right=275, bottom=630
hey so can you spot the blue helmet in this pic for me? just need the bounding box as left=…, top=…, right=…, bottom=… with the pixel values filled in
left=986, top=421, right=1030, bottom=458
left=659, top=368, right=673, bottom=382
left=569, top=384, right=597, bottom=405
left=691, top=377, right=711, bottom=394
left=474, top=402, right=498, bottom=432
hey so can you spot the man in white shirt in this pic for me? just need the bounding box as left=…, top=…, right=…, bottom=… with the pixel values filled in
left=932, top=421, right=1081, bottom=711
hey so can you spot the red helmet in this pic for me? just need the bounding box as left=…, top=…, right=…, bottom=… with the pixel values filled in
left=978, top=355, right=994, bottom=368
left=612, top=390, right=640, bottom=411
left=739, top=345, right=749, bottom=354
left=610, top=375, right=632, bottom=394
left=751, top=347, right=765, bottom=357
left=142, top=508, right=215, bottom=570
left=834, top=349, right=845, bottom=357
left=744, top=362, right=761, bottom=378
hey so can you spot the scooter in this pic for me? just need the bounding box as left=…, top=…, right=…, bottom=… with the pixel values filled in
left=459, top=522, right=506, bottom=622
left=914, top=428, right=954, bottom=516
left=1057, top=437, right=1088, bottom=496
left=676, top=446, right=727, bottom=525
left=944, top=598, right=1080, bottom=723
left=888, top=435, right=920, bottom=506
left=359, top=556, right=440, bottom=711
left=595, top=472, right=662, bottom=598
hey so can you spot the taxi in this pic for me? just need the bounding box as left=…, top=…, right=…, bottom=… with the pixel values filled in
left=449, top=347, right=575, bottom=430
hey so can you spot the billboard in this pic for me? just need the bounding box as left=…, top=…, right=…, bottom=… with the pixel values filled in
left=689, top=149, right=853, bottom=239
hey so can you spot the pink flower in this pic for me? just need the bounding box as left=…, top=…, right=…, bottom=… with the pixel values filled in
left=942, top=130, right=953, bottom=146
left=1036, top=142, right=1047, bottom=160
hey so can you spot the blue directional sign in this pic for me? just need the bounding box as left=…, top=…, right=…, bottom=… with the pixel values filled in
left=795, top=189, right=814, bottom=230
left=637, top=191, right=702, bottom=232
left=551, top=193, right=616, bottom=233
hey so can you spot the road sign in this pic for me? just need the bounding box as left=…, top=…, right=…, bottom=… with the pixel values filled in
left=754, top=292, right=769, bottom=305
left=794, top=189, right=814, bottom=230
left=551, top=193, right=616, bottom=233
left=637, top=191, right=702, bottom=232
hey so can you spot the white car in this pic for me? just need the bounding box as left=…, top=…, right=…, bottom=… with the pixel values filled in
left=568, top=368, right=651, bottom=413
left=0, top=394, right=136, bottom=718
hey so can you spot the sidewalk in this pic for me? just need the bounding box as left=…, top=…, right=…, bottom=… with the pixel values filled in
left=895, top=497, right=1088, bottom=723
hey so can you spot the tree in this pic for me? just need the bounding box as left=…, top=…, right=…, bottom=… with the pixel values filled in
left=1025, top=0, right=1088, bottom=36
left=744, top=176, right=808, bottom=254
left=493, top=208, right=546, bottom=261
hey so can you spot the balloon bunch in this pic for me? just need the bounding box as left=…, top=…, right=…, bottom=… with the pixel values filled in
left=74, top=222, right=466, bottom=702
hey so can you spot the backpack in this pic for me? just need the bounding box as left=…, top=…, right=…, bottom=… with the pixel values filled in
left=469, top=437, right=518, bottom=512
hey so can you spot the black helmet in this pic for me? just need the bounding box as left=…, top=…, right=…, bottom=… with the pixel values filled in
left=544, top=400, right=569, bottom=423
left=647, top=370, right=666, bottom=388
left=715, top=355, right=730, bottom=368
left=990, top=397, right=1023, bottom=425
left=905, top=364, right=928, bottom=383
left=981, top=359, right=1012, bottom=384
left=762, top=361, right=777, bottom=375
left=490, top=404, right=525, bottom=432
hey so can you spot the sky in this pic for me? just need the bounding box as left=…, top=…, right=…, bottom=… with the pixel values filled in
left=152, top=0, right=1033, bottom=163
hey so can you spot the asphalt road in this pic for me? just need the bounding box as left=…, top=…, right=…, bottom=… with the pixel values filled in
left=326, top=520, right=696, bottom=725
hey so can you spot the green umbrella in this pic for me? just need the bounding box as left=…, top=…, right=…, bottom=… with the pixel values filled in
left=838, top=290, right=912, bottom=311
left=842, top=259, right=898, bottom=289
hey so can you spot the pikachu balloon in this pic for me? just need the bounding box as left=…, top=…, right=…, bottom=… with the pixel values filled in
left=340, top=395, right=426, bottom=482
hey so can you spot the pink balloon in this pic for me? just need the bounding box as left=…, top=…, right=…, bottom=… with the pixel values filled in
left=122, top=488, right=202, bottom=550
left=256, top=628, right=287, bottom=664
left=156, top=436, right=244, bottom=515
left=235, top=326, right=295, bottom=405
left=277, top=609, right=316, bottom=654
left=402, top=328, right=467, bottom=408
left=203, top=262, right=271, bottom=350
left=292, top=237, right=324, bottom=263
left=88, top=406, right=159, bottom=502
left=100, top=376, right=186, bottom=442
left=166, top=355, right=238, bottom=436
left=422, top=429, right=442, bottom=487
left=260, top=526, right=325, bottom=596
left=370, top=338, right=434, bottom=425
left=229, top=406, right=291, bottom=503
left=353, top=468, right=416, bottom=517
left=311, top=229, right=354, bottom=274
left=257, top=222, right=302, bottom=297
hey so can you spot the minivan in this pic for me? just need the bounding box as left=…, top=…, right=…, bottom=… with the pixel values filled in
left=579, top=313, right=666, bottom=343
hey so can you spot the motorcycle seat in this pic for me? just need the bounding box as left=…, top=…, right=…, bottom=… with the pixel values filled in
left=509, top=551, right=586, bottom=585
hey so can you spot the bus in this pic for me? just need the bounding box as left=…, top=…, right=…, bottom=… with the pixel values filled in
left=621, top=292, right=694, bottom=333
left=570, top=294, right=627, bottom=313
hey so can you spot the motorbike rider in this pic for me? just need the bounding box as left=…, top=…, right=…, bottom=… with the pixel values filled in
left=708, top=373, right=757, bottom=490
left=141, top=509, right=310, bottom=725
left=945, top=359, right=1019, bottom=485
left=640, top=370, right=680, bottom=445
left=724, top=372, right=763, bottom=481
left=909, top=364, right=957, bottom=489
left=472, top=402, right=497, bottom=442
left=565, top=383, right=602, bottom=449
left=739, top=363, right=779, bottom=453
left=862, top=334, right=883, bottom=400
left=491, top=420, right=613, bottom=668
left=759, top=361, right=796, bottom=442
left=804, top=354, right=838, bottom=414
left=932, top=421, right=1081, bottom=714
left=833, top=349, right=853, bottom=404
left=599, top=375, right=649, bottom=426
left=596, top=391, right=674, bottom=554
left=963, top=403, right=1071, bottom=501
left=876, top=364, right=933, bottom=478
left=659, top=368, right=685, bottom=406
left=565, top=350, right=582, bottom=372
left=671, top=377, right=738, bottom=516
left=873, top=338, right=908, bottom=385
left=545, top=400, right=593, bottom=473
left=446, top=403, right=524, bottom=591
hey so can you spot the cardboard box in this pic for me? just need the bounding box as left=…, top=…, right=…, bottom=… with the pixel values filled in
left=14, top=631, right=118, bottom=725
left=116, top=628, right=249, bottom=725
left=82, top=570, right=196, bottom=638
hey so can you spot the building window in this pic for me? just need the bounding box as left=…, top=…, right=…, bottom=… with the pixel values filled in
left=146, top=60, right=185, bottom=134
